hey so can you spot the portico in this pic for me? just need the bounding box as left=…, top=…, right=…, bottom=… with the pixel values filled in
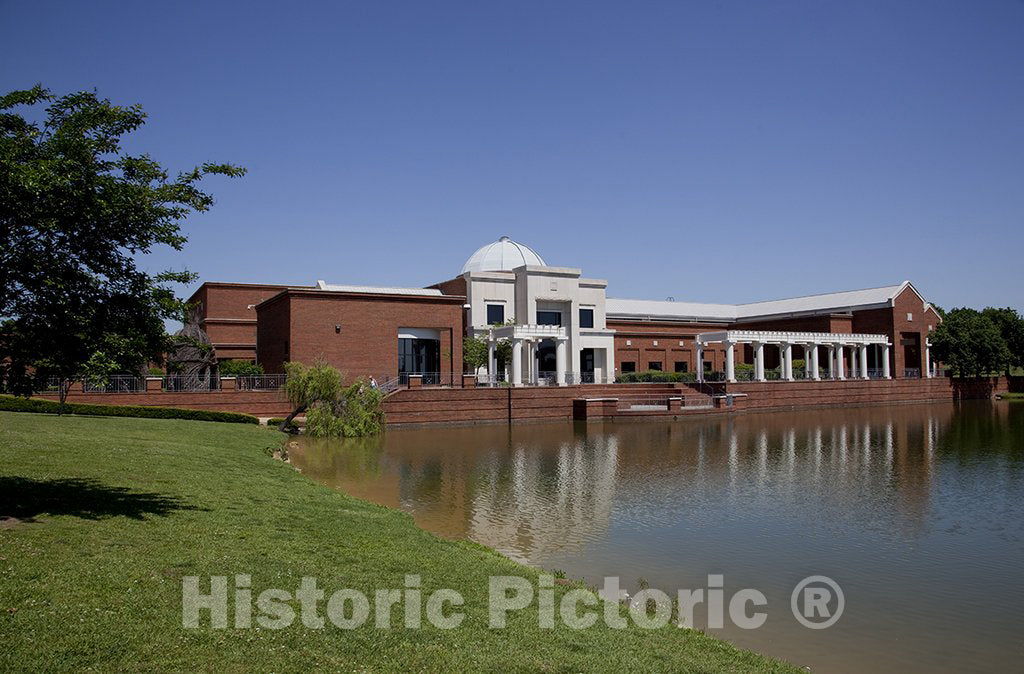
left=696, top=330, right=892, bottom=383
left=485, top=323, right=569, bottom=386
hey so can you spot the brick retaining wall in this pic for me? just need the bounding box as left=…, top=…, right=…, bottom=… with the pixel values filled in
left=34, top=389, right=292, bottom=417
left=30, top=377, right=1019, bottom=425
left=722, top=376, right=1011, bottom=412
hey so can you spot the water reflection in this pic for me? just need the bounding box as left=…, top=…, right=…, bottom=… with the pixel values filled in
left=290, top=402, right=1024, bottom=673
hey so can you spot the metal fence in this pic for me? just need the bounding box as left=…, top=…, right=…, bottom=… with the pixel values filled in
left=83, top=375, right=145, bottom=393
left=162, top=374, right=219, bottom=392
left=398, top=372, right=456, bottom=387
left=235, top=374, right=287, bottom=391
left=475, top=373, right=507, bottom=387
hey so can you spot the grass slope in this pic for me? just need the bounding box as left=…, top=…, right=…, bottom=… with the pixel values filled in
left=0, top=412, right=797, bottom=672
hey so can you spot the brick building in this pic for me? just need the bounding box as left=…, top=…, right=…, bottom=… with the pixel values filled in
left=186, top=236, right=942, bottom=384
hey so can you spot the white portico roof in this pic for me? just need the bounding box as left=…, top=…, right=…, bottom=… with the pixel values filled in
left=607, top=282, right=924, bottom=323
left=461, top=236, right=546, bottom=273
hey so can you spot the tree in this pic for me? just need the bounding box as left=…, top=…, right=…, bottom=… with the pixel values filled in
left=218, top=359, right=265, bottom=376
left=0, top=86, right=244, bottom=410
left=280, top=361, right=343, bottom=432
left=981, top=307, right=1024, bottom=375
left=280, top=360, right=384, bottom=437
left=929, top=308, right=1010, bottom=377
left=462, top=336, right=488, bottom=373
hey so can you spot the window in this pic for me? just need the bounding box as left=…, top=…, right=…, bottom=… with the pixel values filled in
left=579, top=308, right=594, bottom=329
left=907, top=313, right=913, bottom=321
left=486, top=304, right=505, bottom=325
left=398, top=337, right=440, bottom=382
left=621, top=361, right=636, bottom=373
left=536, top=310, right=561, bottom=326
left=674, top=361, right=688, bottom=373
left=648, top=362, right=663, bottom=371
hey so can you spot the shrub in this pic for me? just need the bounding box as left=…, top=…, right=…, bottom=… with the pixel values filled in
left=616, top=370, right=697, bottom=383
left=218, top=359, right=265, bottom=376
left=0, top=395, right=259, bottom=424
left=147, top=366, right=164, bottom=375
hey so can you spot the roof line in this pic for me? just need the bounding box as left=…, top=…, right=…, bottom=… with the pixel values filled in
left=736, top=282, right=904, bottom=307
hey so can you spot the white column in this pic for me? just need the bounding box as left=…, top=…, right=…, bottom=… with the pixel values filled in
left=754, top=342, right=765, bottom=381
left=810, top=344, right=821, bottom=380
left=836, top=343, right=845, bottom=380
left=828, top=345, right=836, bottom=380
left=525, top=340, right=535, bottom=384
left=487, top=339, right=496, bottom=384
left=782, top=342, right=793, bottom=381
left=850, top=346, right=858, bottom=378
left=511, top=340, right=523, bottom=387
left=555, top=338, right=567, bottom=386
left=925, top=340, right=933, bottom=378
left=725, top=341, right=736, bottom=383
left=882, top=343, right=891, bottom=379
left=696, top=345, right=704, bottom=382
left=860, top=343, right=869, bottom=379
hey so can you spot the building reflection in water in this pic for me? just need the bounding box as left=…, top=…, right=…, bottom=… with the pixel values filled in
left=290, top=403, right=966, bottom=564
left=289, top=402, right=1024, bottom=674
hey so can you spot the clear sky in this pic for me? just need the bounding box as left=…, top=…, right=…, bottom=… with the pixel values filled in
left=3, top=0, right=1022, bottom=316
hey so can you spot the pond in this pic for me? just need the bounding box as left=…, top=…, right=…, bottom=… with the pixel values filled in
left=288, top=402, right=1024, bottom=673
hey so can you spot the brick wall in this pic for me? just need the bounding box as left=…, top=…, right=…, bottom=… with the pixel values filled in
left=35, top=388, right=293, bottom=417
left=724, top=376, right=1010, bottom=411
left=31, top=377, right=1017, bottom=423
left=187, top=283, right=310, bottom=362
left=608, top=320, right=728, bottom=372
left=256, top=289, right=465, bottom=382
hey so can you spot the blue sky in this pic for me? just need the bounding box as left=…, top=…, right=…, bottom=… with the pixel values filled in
left=3, top=1, right=1022, bottom=314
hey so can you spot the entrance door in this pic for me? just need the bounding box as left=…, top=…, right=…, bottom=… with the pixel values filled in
left=398, top=337, right=440, bottom=384
left=901, top=332, right=921, bottom=377
left=537, top=340, right=557, bottom=382
left=580, top=348, right=595, bottom=383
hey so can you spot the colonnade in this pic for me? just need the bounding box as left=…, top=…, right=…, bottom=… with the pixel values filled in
left=696, top=330, right=893, bottom=383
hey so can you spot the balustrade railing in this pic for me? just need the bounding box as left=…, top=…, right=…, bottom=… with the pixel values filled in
left=904, top=368, right=921, bottom=379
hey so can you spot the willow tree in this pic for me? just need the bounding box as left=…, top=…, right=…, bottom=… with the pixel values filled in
left=279, top=361, right=384, bottom=436
left=0, top=85, right=245, bottom=410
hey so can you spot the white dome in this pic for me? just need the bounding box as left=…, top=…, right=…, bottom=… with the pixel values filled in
left=461, top=236, right=546, bottom=273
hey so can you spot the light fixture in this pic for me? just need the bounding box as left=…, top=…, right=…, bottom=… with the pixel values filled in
left=335, top=324, right=341, bottom=333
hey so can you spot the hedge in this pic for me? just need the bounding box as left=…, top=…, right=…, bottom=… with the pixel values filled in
left=616, top=370, right=697, bottom=383
left=0, top=395, right=259, bottom=425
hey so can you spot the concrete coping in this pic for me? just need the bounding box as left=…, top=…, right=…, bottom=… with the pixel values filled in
left=579, top=397, right=619, bottom=402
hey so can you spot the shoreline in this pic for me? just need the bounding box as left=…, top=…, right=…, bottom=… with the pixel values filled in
left=0, top=411, right=801, bottom=672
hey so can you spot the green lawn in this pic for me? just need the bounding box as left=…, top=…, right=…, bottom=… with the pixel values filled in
left=0, top=411, right=797, bottom=672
